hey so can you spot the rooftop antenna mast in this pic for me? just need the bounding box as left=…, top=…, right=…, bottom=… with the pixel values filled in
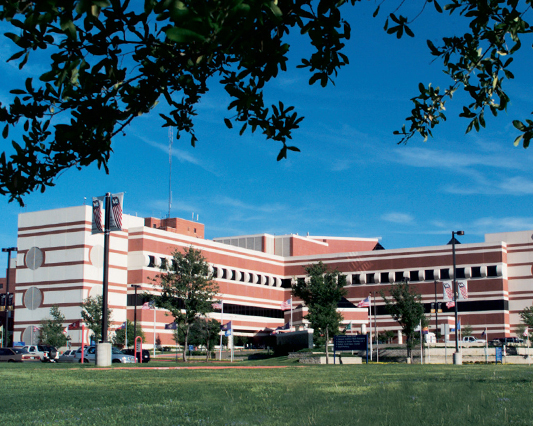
left=168, top=127, right=173, bottom=219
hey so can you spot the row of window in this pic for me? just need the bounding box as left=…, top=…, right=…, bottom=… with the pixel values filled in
left=146, top=254, right=502, bottom=288
left=126, top=295, right=285, bottom=319
left=349, top=265, right=502, bottom=285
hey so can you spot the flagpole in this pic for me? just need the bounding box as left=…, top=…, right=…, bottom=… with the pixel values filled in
left=368, top=300, right=372, bottom=361
left=374, top=291, right=378, bottom=363
left=290, top=299, right=293, bottom=330
left=125, top=321, right=128, bottom=349
left=219, top=302, right=223, bottom=361
left=153, top=306, right=156, bottom=358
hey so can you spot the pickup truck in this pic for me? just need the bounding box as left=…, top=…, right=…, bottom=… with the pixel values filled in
left=462, top=336, right=486, bottom=344
left=22, top=344, right=59, bottom=362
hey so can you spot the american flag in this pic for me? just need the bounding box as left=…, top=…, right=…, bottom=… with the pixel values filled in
left=212, top=301, right=223, bottom=310
left=280, top=299, right=292, bottom=310
left=446, top=301, right=455, bottom=309
left=142, top=301, right=154, bottom=310
left=111, top=195, right=122, bottom=230
left=458, top=281, right=468, bottom=299
left=92, top=199, right=103, bottom=232
left=357, top=296, right=370, bottom=308
left=33, top=326, right=39, bottom=332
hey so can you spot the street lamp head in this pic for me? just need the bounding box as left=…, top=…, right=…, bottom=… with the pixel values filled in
left=456, top=231, right=464, bottom=236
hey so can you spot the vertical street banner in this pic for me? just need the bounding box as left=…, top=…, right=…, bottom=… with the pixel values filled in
left=92, top=193, right=124, bottom=233
left=92, top=196, right=104, bottom=234
left=109, top=192, right=124, bottom=231
left=457, top=280, right=468, bottom=299
left=442, top=280, right=454, bottom=301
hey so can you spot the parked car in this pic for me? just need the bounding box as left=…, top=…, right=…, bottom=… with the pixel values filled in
left=462, top=336, right=486, bottom=344
left=491, top=337, right=523, bottom=346
left=22, top=344, right=59, bottom=362
left=0, top=347, right=34, bottom=362
left=58, top=349, right=77, bottom=363
left=122, top=348, right=150, bottom=363
left=75, top=346, right=136, bottom=363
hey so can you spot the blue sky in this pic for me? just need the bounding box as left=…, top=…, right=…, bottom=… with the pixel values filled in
left=1, top=2, right=533, bottom=268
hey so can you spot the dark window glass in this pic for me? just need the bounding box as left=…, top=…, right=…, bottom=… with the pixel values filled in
left=367, top=273, right=375, bottom=284
left=410, top=271, right=419, bottom=282
left=395, top=271, right=403, bottom=282
left=487, top=266, right=498, bottom=277
left=425, top=270, right=435, bottom=281
left=471, top=267, right=481, bottom=278
left=440, top=269, right=450, bottom=280
left=456, top=268, right=465, bottom=279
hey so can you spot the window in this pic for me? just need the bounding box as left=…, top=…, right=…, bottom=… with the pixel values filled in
left=281, top=279, right=292, bottom=288
left=352, top=274, right=361, bottom=285
left=395, top=271, right=404, bottom=282
left=440, top=269, right=450, bottom=280
left=456, top=268, right=465, bottom=279
left=367, top=273, right=375, bottom=284
left=471, top=267, right=481, bottom=278
left=380, top=272, right=390, bottom=284
left=410, top=271, right=419, bottom=282
left=160, top=258, right=168, bottom=270
left=148, top=256, right=155, bottom=268
left=487, top=265, right=498, bottom=277
left=338, top=275, right=347, bottom=286
left=425, top=270, right=435, bottom=281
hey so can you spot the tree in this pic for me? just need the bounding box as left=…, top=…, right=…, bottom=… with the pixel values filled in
left=187, top=318, right=221, bottom=361
left=81, top=295, right=112, bottom=343
left=2, top=1, right=531, bottom=205
left=113, top=319, right=145, bottom=348
left=381, top=281, right=426, bottom=361
left=292, top=261, right=346, bottom=364
left=461, top=323, right=473, bottom=338
left=39, top=305, right=69, bottom=348
left=152, top=246, right=218, bottom=362
left=520, top=306, right=533, bottom=340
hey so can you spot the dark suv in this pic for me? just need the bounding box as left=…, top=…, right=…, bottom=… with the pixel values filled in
left=122, top=349, right=150, bottom=363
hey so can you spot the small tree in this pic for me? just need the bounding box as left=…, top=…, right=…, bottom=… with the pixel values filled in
left=113, top=320, right=145, bottom=348
left=39, top=305, right=69, bottom=348
left=461, top=324, right=473, bottom=338
left=152, top=246, right=219, bottom=362
left=381, top=281, right=426, bottom=361
left=292, top=262, right=347, bottom=364
left=187, top=318, right=221, bottom=361
left=81, top=295, right=112, bottom=343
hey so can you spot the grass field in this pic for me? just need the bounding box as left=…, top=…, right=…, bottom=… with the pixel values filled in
left=1, top=359, right=532, bottom=425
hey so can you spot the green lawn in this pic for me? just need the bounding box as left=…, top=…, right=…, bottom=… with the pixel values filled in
left=1, top=360, right=532, bottom=425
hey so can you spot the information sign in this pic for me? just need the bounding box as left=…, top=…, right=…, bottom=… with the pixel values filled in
left=333, top=335, right=367, bottom=351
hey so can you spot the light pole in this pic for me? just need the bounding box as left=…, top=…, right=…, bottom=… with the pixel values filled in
left=131, top=285, right=140, bottom=342
left=452, top=230, right=464, bottom=365
left=2, top=247, right=17, bottom=347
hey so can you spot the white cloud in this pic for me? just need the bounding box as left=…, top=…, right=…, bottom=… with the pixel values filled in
left=381, top=212, right=414, bottom=224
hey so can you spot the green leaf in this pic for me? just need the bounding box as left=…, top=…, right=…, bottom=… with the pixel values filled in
left=513, top=120, right=525, bottom=131
left=166, top=27, right=205, bottom=43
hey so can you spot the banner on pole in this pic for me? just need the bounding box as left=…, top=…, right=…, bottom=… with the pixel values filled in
left=92, top=193, right=124, bottom=234
left=92, top=196, right=105, bottom=234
